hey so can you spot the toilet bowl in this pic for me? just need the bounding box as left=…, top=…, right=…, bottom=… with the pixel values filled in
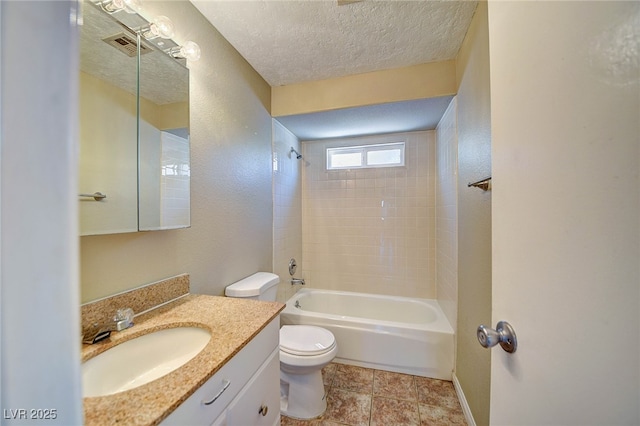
left=279, top=325, right=338, bottom=419
left=225, top=272, right=337, bottom=420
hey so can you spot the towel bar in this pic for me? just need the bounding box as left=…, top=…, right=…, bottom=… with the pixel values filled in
left=467, top=177, right=491, bottom=191
left=79, top=192, right=107, bottom=201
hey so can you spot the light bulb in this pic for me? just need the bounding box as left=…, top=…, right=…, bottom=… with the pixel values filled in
left=100, top=0, right=124, bottom=13
left=179, top=41, right=201, bottom=61
left=101, top=0, right=141, bottom=14
left=166, top=41, right=201, bottom=62
left=142, top=16, right=175, bottom=40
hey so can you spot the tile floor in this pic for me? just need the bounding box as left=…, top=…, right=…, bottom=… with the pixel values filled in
left=281, top=363, right=466, bottom=426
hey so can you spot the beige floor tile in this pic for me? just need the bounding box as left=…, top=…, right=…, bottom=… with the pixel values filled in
left=371, top=396, right=420, bottom=426
left=415, top=376, right=462, bottom=411
left=281, top=415, right=317, bottom=426
left=282, top=366, right=467, bottom=426
left=373, top=370, right=417, bottom=401
left=331, top=364, right=374, bottom=394
left=322, top=363, right=338, bottom=387
left=418, top=403, right=466, bottom=426
left=324, top=388, right=371, bottom=426
left=281, top=415, right=347, bottom=426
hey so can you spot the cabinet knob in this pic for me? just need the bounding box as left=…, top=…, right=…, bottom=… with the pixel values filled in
left=258, top=405, right=268, bottom=417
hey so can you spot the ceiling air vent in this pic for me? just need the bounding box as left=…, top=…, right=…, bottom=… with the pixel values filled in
left=102, top=32, right=152, bottom=57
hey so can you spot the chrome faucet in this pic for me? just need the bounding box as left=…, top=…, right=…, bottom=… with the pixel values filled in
left=291, top=278, right=305, bottom=286
left=82, top=308, right=134, bottom=344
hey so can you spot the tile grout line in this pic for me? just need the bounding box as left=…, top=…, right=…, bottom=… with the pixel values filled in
left=368, top=369, right=375, bottom=426
left=414, top=374, right=421, bottom=425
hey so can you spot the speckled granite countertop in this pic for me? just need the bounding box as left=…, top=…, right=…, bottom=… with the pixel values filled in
left=82, top=294, right=284, bottom=426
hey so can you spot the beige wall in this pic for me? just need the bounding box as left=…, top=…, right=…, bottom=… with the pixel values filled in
left=301, top=131, right=436, bottom=298
left=81, top=70, right=187, bottom=132
left=156, top=101, right=189, bottom=131
left=80, top=0, right=273, bottom=302
left=272, top=61, right=457, bottom=117
left=79, top=71, right=138, bottom=235
left=454, top=2, right=492, bottom=425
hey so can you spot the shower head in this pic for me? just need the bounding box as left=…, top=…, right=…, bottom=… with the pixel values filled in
left=290, top=147, right=302, bottom=160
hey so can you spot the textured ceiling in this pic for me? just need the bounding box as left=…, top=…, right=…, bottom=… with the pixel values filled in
left=189, top=0, right=477, bottom=139
left=191, top=0, right=478, bottom=87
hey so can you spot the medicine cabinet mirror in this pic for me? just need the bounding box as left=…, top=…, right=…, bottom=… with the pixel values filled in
left=79, top=0, right=190, bottom=235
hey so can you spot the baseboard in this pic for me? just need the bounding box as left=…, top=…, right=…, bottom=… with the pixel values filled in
left=452, top=372, right=477, bottom=426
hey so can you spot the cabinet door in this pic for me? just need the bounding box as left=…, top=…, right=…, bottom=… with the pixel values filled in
left=210, top=412, right=226, bottom=426
left=162, top=319, right=279, bottom=425
left=225, top=348, right=280, bottom=426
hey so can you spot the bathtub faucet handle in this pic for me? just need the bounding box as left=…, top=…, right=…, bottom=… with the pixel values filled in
left=291, top=278, right=305, bottom=286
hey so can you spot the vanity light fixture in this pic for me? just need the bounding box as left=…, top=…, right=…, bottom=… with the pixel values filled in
left=166, top=41, right=201, bottom=62
left=140, top=15, right=175, bottom=40
left=100, top=0, right=141, bottom=14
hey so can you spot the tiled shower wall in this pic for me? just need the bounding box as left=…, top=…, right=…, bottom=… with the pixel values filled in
left=160, top=131, right=190, bottom=228
left=301, top=131, right=436, bottom=298
left=272, top=120, right=303, bottom=302
left=435, top=98, right=458, bottom=328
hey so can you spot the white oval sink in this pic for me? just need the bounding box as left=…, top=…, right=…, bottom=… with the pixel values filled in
left=82, top=327, right=211, bottom=397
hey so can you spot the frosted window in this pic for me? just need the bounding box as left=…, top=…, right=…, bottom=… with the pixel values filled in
left=330, top=152, right=362, bottom=168
left=327, top=142, right=405, bottom=170
left=367, top=148, right=402, bottom=166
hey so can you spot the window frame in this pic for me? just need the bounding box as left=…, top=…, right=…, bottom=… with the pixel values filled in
left=326, top=141, right=405, bottom=171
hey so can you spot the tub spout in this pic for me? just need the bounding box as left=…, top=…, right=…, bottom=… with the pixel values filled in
left=291, top=278, right=305, bottom=286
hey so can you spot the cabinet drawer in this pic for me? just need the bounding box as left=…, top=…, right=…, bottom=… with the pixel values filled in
left=162, top=319, right=278, bottom=425
left=225, top=348, right=280, bottom=426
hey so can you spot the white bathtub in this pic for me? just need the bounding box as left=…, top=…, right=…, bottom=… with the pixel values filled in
left=280, top=288, right=454, bottom=380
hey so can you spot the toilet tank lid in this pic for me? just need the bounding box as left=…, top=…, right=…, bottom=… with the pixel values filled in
left=225, top=272, right=280, bottom=297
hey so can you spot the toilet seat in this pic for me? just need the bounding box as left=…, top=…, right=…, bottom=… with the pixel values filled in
left=280, top=325, right=336, bottom=356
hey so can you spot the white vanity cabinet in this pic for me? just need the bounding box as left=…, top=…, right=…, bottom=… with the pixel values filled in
left=162, top=318, right=280, bottom=426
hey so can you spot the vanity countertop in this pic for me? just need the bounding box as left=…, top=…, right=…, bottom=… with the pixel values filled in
left=82, top=294, right=285, bottom=426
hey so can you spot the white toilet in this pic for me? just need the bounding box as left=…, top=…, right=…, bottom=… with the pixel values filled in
left=225, top=272, right=337, bottom=420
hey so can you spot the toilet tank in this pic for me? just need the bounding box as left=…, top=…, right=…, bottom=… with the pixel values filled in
left=225, top=272, right=280, bottom=301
